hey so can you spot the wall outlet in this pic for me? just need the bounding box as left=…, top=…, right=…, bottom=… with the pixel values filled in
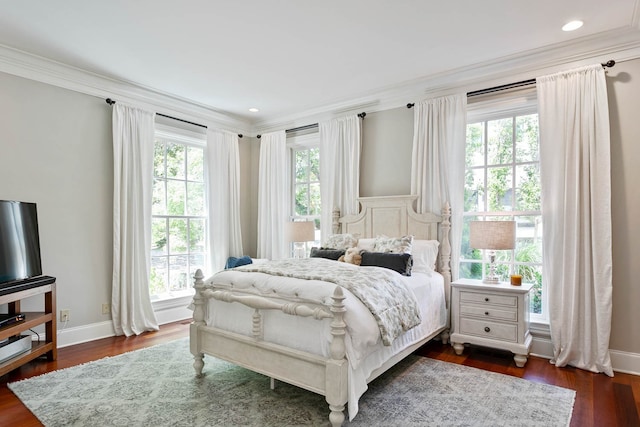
left=102, top=303, right=111, bottom=315
left=60, top=309, right=70, bottom=322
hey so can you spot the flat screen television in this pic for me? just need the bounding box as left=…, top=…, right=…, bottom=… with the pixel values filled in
left=0, top=200, right=43, bottom=287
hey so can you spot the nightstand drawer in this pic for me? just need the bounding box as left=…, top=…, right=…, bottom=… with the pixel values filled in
left=460, top=304, right=518, bottom=322
left=460, top=291, right=517, bottom=307
left=459, top=317, right=518, bottom=342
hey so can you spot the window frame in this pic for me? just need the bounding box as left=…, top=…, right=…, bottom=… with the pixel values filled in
left=462, top=91, right=547, bottom=324
left=150, top=124, right=207, bottom=302
left=287, top=132, right=321, bottom=256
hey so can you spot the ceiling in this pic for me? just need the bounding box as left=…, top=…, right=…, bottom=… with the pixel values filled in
left=0, top=1, right=638, bottom=125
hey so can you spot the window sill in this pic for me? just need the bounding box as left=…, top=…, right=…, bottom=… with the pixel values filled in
left=151, top=291, right=194, bottom=325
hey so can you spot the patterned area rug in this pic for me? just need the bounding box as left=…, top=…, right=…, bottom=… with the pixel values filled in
left=9, top=338, right=575, bottom=426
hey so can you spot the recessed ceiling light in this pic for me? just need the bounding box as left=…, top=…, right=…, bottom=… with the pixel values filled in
left=562, top=20, right=583, bottom=32
left=248, top=107, right=259, bottom=113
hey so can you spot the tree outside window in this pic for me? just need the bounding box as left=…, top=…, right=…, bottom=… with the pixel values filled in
left=150, top=136, right=206, bottom=299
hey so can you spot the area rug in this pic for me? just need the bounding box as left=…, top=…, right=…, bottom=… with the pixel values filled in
left=9, top=338, right=575, bottom=426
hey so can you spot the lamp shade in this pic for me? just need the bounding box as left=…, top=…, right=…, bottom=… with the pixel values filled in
left=286, top=221, right=315, bottom=243
left=469, top=221, right=516, bottom=250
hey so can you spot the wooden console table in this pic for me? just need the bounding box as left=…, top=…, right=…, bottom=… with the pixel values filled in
left=0, top=277, right=57, bottom=377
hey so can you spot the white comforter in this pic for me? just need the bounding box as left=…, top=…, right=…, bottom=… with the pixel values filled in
left=203, top=261, right=447, bottom=418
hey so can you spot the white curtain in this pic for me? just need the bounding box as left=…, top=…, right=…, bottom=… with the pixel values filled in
left=411, top=94, right=467, bottom=280
left=206, top=129, right=243, bottom=273
left=319, top=115, right=361, bottom=241
left=257, top=130, right=288, bottom=259
left=538, top=64, right=613, bottom=376
left=111, top=104, right=159, bottom=337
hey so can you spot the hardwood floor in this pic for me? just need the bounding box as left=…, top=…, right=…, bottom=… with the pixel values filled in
left=1, top=321, right=638, bottom=426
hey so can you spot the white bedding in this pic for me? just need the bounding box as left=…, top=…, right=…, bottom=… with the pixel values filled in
left=203, top=263, right=447, bottom=418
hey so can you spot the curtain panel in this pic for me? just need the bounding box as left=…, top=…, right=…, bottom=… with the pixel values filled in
left=319, top=115, right=361, bottom=243
left=206, top=129, right=243, bottom=273
left=257, top=130, right=288, bottom=260
left=411, top=94, right=466, bottom=280
left=111, top=104, right=159, bottom=337
left=538, top=64, right=614, bottom=376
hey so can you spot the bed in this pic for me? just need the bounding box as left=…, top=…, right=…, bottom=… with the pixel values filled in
left=190, top=195, right=452, bottom=426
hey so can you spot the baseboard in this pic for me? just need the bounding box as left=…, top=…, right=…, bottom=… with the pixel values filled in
left=610, top=349, right=640, bottom=376
left=529, top=330, right=640, bottom=376
left=57, top=320, right=116, bottom=348
left=56, top=305, right=192, bottom=348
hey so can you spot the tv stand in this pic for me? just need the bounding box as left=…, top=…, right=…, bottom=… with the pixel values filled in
left=0, top=276, right=56, bottom=377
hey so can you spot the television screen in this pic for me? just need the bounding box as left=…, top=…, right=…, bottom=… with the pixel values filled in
left=0, top=200, right=43, bottom=285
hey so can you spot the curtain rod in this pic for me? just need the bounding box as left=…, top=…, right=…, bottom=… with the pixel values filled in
left=407, top=59, right=617, bottom=106
left=257, top=112, right=367, bottom=138
left=105, top=98, right=243, bottom=138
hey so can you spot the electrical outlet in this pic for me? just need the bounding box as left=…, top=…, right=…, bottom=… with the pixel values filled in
left=102, top=303, right=111, bottom=315
left=60, top=309, right=70, bottom=322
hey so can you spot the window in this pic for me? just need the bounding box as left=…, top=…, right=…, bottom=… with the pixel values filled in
left=460, top=96, right=545, bottom=321
left=150, top=126, right=207, bottom=300
left=289, top=134, right=321, bottom=255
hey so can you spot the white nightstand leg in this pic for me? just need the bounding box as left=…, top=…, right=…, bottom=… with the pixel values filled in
left=452, top=342, right=464, bottom=355
left=513, top=353, right=528, bottom=367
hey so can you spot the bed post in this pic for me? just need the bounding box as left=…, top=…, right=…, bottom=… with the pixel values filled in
left=190, top=269, right=206, bottom=377
left=332, top=207, right=341, bottom=234
left=439, top=202, right=452, bottom=344
left=326, top=286, right=348, bottom=427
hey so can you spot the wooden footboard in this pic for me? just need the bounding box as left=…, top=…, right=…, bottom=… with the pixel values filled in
left=190, top=269, right=349, bottom=427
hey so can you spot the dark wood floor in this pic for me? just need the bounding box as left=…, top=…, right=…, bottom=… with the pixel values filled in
left=1, top=321, right=638, bottom=426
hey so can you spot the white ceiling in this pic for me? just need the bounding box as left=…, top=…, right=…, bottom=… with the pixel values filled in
left=0, top=1, right=638, bottom=125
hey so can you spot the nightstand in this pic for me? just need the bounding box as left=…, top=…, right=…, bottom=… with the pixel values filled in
left=450, top=278, right=533, bottom=367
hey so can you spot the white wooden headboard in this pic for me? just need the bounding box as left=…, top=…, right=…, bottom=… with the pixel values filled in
left=333, top=195, right=452, bottom=308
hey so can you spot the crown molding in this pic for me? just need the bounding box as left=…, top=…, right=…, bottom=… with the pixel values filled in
left=0, top=43, right=252, bottom=134
left=2, top=24, right=639, bottom=137
left=254, top=26, right=640, bottom=132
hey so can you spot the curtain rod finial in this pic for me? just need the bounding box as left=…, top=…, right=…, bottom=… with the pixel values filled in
left=407, top=103, right=415, bottom=109
left=357, top=112, right=366, bottom=119
left=105, top=98, right=115, bottom=105
left=602, top=60, right=615, bottom=68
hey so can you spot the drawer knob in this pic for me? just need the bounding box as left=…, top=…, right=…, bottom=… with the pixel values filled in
left=484, top=297, right=489, bottom=302
left=485, top=311, right=489, bottom=316
left=484, top=326, right=491, bottom=333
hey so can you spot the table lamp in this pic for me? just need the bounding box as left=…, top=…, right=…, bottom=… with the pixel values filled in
left=469, top=220, right=516, bottom=284
left=286, top=221, right=315, bottom=258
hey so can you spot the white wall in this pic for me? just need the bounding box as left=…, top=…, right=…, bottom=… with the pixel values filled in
left=0, top=72, right=113, bottom=329
left=360, top=107, right=414, bottom=197
left=608, top=58, right=640, bottom=359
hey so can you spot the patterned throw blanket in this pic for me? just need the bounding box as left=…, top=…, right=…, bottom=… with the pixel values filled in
left=236, top=258, right=421, bottom=346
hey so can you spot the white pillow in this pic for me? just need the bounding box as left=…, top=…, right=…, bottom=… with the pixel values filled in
left=323, top=233, right=359, bottom=250
left=411, top=239, right=440, bottom=273
left=372, top=235, right=413, bottom=254
left=356, top=237, right=376, bottom=252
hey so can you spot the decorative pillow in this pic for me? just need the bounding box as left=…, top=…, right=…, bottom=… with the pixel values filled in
left=360, top=252, right=413, bottom=276
left=323, top=233, right=359, bottom=250
left=411, top=239, right=440, bottom=273
left=373, top=235, right=413, bottom=254
left=310, top=247, right=345, bottom=261
left=356, top=237, right=376, bottom=252
left=225, top=256, right=253, bottom=269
